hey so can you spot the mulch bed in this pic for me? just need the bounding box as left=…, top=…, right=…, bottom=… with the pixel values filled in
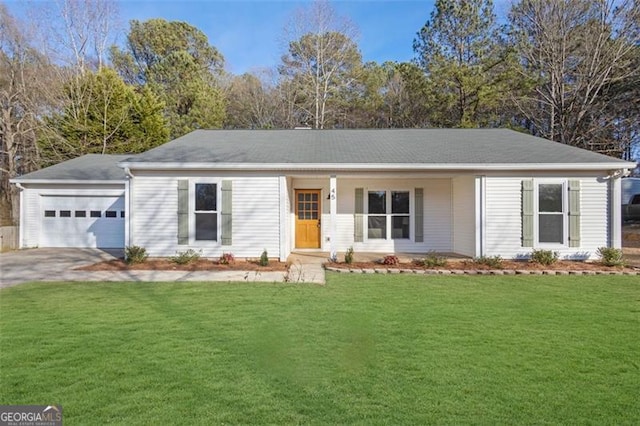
left=77, top=258, right=288, bottom=272
left=325, top=259, right=640, bottom=275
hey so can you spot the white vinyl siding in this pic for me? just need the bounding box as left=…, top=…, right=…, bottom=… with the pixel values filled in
left=279, top=176, right=292, bottom=261
left=423, top=180, right=453, bottom=252
left=484, top=178, right=523, bottom=258
left=130, top=174, right=280, bottom=258
left=452, top=176, right=476, bottom=257
left=131, top=176, right=177, bottom=254
left=232, top=177, right=280, bottom=257
left=22, top=188, right=41, bottom=247
left=484, top=176, right=609, bottom=260
left=136, top=172, right=613, bottom=260
left=578, top=177, right=609, bottom=253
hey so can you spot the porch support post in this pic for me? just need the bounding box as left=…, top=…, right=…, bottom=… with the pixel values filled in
left=124, top=176, right=131, bottom=247
left=124, top=167, right=134, bottom=249
left=475, top=175, right=486, bottom=257
left=279, top=175, right=288, bottom=261
left=329, top=175, right=337, bottom=261
left=610, top=174, right=622, bottom=249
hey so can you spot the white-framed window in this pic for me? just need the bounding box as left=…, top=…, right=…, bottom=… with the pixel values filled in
left=192, top=182, right=219, bottom=242
left=535, top=180, right=567, bottom=246
left=366, top=190, right=411, bottom=240
left=367, top=190, right=386, bottom=239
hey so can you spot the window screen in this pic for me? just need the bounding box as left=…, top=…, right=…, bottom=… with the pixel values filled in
left=195, top=183, right=217, bottom=241
left=538, top=184, right=564, bottom=244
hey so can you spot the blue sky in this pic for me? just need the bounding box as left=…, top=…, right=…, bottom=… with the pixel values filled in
left=8, top=0, right=511, bottom=75
left=115, top=0, right=435, bottom=74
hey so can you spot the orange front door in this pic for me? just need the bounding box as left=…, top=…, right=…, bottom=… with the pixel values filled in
left=295, top=189, right=321, bottom=248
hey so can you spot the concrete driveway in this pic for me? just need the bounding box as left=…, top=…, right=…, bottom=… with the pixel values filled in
left=0, top=248, right=123, bottom=288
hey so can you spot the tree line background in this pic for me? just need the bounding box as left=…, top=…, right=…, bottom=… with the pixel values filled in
left=1, top=0, right=639, bottom=224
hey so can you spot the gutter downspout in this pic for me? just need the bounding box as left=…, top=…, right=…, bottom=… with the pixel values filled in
left=15, top=183, right=25, bottom=249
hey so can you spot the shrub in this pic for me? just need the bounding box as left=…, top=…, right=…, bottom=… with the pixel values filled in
left=530, top=249, right=559, bottom=266
left=596, top=247, right=626, bottom=267
left=125, top=245, right=148, bottom=265
left=344, top=247, right=354, bottom=264
left=423, top=251, right=447, bottom=268
left=473, top=255, right=504, bottom=269
left=170, top=249, right=201, bottom=265
left=381, top=255, right=399, bottom=266
left=219, top=252, right=235, bottom=265
left=259, top=249, right=269, bottom=267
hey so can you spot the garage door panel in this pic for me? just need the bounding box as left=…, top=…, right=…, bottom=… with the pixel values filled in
left=40, top=195, right=125, bottom=248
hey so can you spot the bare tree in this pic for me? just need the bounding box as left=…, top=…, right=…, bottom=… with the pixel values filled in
left=1, top=1, right=121, bottom=223
left=224, top=69, right=282, bottom=129
left=0, top=5, right=49, bottom=223
left=509, top=0, right=640, bottom=156
left=30, top=0, right=119, bottom=72
left=279, top=0, right=362, bottom=129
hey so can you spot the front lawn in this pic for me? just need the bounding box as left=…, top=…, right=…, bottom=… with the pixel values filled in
left=1, top=275, right=638, bottom=424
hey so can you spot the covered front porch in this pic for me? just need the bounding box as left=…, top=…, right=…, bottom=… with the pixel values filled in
left=280, top=173, right=483, bottom=261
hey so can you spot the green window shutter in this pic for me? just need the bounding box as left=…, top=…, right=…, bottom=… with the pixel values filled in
left=522, top=179, right=534, bottom=247
left=354, top=188, right=364, bottom=242
left=177, top=179, right=189, bottom=245
left=415, top=188, right=424, bottom=243
left=221, top=180, right=233, bottom=246
left=568, top=180, right=581, bottom=247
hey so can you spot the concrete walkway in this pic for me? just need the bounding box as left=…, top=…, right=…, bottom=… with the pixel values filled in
left=286, top=252, right=329, bottom=284
left=0, top=248, right=326, bottom=288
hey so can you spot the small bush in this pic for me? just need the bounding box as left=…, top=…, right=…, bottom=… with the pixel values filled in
left=423, top=251, right=448, bottom=268
left=473, top=255, right=504, bottom=269
left=381, top=255, right=399, bottom=266
left=259, top=249, right=269, bottom=267
left=219, top=252, right=235, bottom=265
left=344, top=247, right=354, bottom=264
left=530, top=249, right=559, bottom=266
left=170, top=249, right=201, bottom=265
left=125, top=245, right=148, bottom=265
left=596, top=247, right=626, bottom=267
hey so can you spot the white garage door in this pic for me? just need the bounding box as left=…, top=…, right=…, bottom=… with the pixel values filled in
left=40, top=195, right=125, bottom=248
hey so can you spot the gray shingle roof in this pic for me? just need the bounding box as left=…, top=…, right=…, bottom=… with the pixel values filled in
left=14, top=154, right=129, bottom=182
left=123, top=129, right=631, bottom=166
left=13, top=129, right=634, bottom=183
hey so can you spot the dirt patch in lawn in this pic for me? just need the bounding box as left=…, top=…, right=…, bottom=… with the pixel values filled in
left=623, top=223, right=640, bottom=248
left=623, top=223, right=640, bottom=267
left=78, top=258, right=288, bottom=272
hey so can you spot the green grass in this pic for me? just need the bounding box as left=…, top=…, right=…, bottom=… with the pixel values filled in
left=1, top=274, right=639, bottom=424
